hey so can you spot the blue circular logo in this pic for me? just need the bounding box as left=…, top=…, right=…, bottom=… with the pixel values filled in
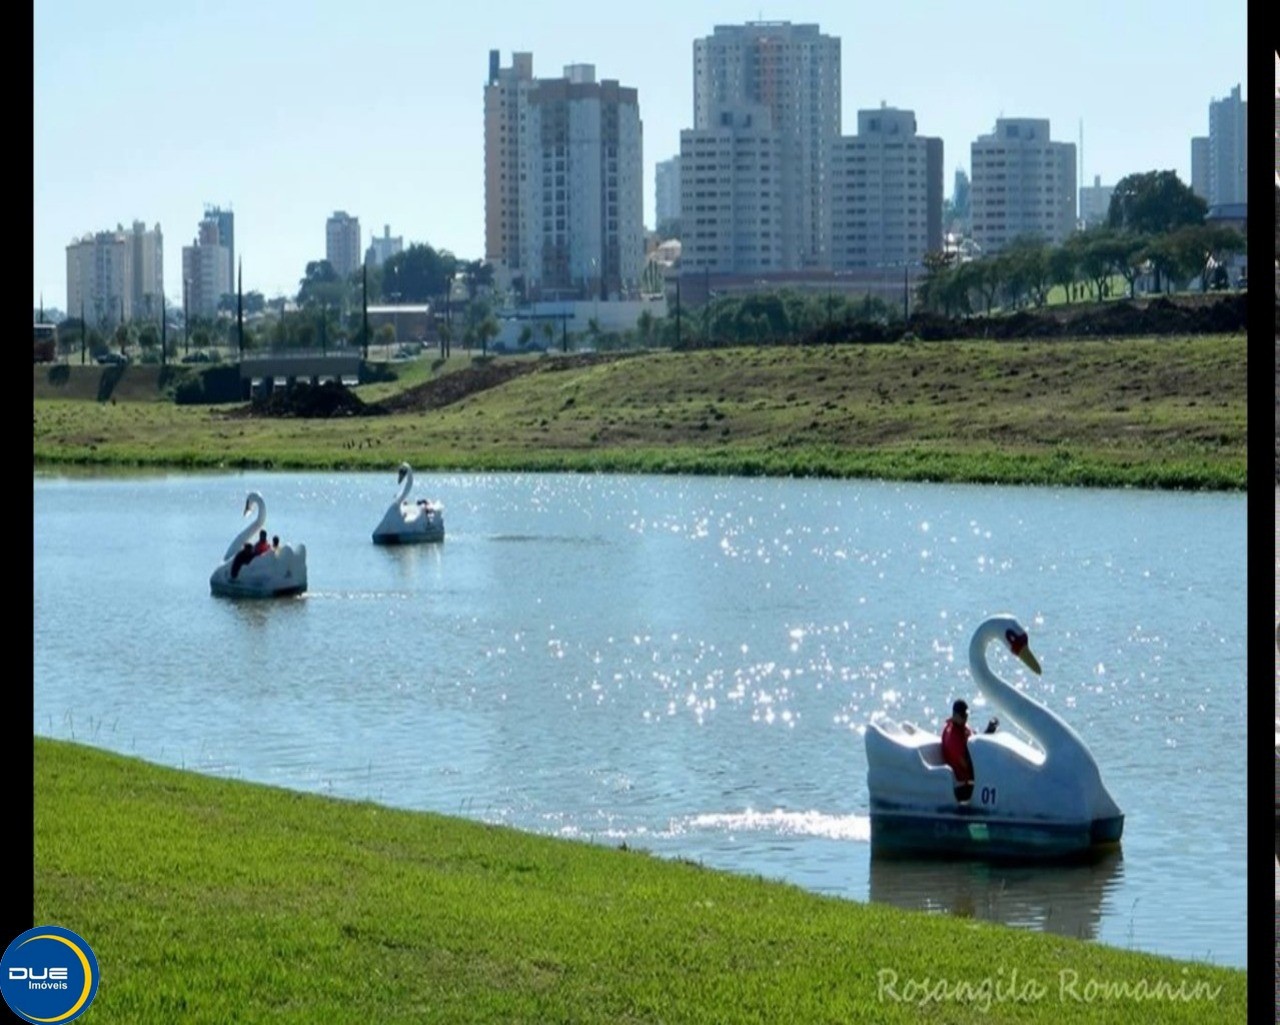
left=0, top=926, right=100, bottom=1023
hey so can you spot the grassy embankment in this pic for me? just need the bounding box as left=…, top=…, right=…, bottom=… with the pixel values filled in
left=33, top=333, right=1246, bottom=490
left=35, top=738, right=1244, bottom=1024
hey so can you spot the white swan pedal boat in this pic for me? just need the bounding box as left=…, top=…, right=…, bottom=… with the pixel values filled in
left=372, top=463, right=444, bottom=545
left=865, top=615, right=1123, bottom=861
left=209, top=491, right=307, bottom=598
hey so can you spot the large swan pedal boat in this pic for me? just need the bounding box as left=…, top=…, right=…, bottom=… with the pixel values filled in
left=372, top=462, right=444, bottom=545
left=865, top=615, right=1123, bottom=862
left=209, top=492, right=307, bottom=598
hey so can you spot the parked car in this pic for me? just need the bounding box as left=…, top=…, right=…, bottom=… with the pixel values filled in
left=181, top=351, right=213, bottom=363
left=95, top=352, right=128, bottom=365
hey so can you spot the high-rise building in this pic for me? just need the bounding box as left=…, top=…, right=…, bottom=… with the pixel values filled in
left=970, top=118, right=1076, bottom=255
left=66, top=228, right=132, bottom=329
left=1206, top=84, right=1246, bottom=205
left=1079, top=175, right=1114, bottom=227
left=679, top=104, right=782, bottom=274
left=326, top=211, right=362, bottom=279
left=485, top=52, right=645, bottom=300
left=365, top=225, right=404, bottom=268
left=1190, top=136, right=1209, bottom=201
left=181, top=225, right=230, bottom=321
left=65, top=221, right=164, bottom=328
left=829, top=105, right=942, bottom=269
left=654, top=156, right=682, bottom=233
left=687, top=22, right=841, bottom=270
left=203, top=206, right=234, bottom=294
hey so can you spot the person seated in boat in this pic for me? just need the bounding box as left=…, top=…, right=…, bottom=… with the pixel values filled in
left=253, top=529, right=271, bottom=557
left=941, top=700, right=998, bottom=803
left=229, top=542, right=254, bottom=580
left=272, top=535, right=280, bottom=553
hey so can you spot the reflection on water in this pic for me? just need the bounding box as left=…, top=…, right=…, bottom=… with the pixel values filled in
left=868, top=851, right=1124, bottom=943
left=32, top=470, right=1246, bottom=968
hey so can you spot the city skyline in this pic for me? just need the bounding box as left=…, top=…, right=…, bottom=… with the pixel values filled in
left=34, top=0, right=1246, bottom=310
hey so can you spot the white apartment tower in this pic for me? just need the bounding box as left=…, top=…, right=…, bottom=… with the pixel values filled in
left=687, top=22, right=841, bottom=271
left=486, top=52, right=645, bottom=301
left=679, top=104, right=783, bottom=274
left=829, top=106, right=942, bottom=270
left=326, top=211, right=363, bottom=279
left=1206, top=84, right=1246, bottom=206
left=65, top=221, right=164, bottom=328
left=970, top=118, right=1076, bottom=255
left=66, top=229, right=132, bottom=329
left=182, top=211, right=231, bottom=320
left=1078, top=175, right=1114, bottom=227
left=654, top=155, right=682, bottom=232
left=365, top=225, right=404, bottom=268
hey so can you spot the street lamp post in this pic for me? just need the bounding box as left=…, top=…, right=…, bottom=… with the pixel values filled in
left=183, top=278, right=190, bottom=356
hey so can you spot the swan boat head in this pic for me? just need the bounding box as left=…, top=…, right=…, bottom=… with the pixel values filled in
left=865, top=614, right=1123, bottom=860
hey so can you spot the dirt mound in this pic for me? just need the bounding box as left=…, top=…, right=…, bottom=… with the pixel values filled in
left=229, top=380, right=388, bottom=418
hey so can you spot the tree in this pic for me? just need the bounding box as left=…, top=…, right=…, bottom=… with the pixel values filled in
left=381, top=243, right=457, bottom=303
left=297, top=260, right=345, bottom=309
left=636, top=309, right=655, bottom=346
left=1107, top=171, right=1206, bottom=235
left=1047, top=245, right=1078, bottom=304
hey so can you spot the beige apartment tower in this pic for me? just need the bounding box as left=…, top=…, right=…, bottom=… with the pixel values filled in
left=485, top=51, right=644, bottom=300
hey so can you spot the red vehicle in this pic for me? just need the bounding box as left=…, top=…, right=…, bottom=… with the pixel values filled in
left=33, top=322, right=57, bottom=362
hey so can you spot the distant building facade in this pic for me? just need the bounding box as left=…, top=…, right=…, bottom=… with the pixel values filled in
left=970, top=118, right=1076, bottom=254
left=1078, top=174, right=1114, bottom=227
left=683, top=21, right=841, bottom=272
left=326, top=211, right=362, bottom=279
left=203, top=206, right=234, bottom=295
left=1190, top=136, right=1209, bottom=201
left=829, top=105, right=942, bottom=269
left=65, top=220, right=165, bottom=328
left=365, top=224, right=404, bottom=268
left=654, top=155, right=681, bottom=232
left=485, top=52, right=645, bottom=301
left=182, top=221, right=230, bottom=321
left=1206, top=84, right=1246, bottom=205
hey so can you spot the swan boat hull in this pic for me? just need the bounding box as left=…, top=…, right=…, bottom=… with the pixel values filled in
left=371, top=520, right=445, bottom=545
left=868, top=803, right=1124, bottom=861
left=209, top=576, right=307, bottom=599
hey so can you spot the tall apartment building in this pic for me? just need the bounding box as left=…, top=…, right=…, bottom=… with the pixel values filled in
left=654, top=155, right=681, bottom=232
left=66, top=229, right=132, bottom=328
left=127, top=220, right=165, bottom=319
left=970, top=118, right=1076, bottom=255
left=203, top=206, right=234, bottom=294
left=829, top=106, right=942, bottom=270
left=686, top=22, right=841, bottom=271
left=1190, top=136, right=1209, bottom=201
left=1079, top=175, right=1114, bottom=227
left=181, top=214, right=231, bottom=320
left=679, top=104, right=783, bottom=274
left=65, top=221, right=165, bottom=327
left=365, top=225, right=404, bottom=268
left=326, top=211, right=363, bottom=279
left=485, top=52, right=644, bottom=301
left=1206, top=84, right=1246, bottom=205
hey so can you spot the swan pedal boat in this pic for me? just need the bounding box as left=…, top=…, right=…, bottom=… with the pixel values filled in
left=209, top=492, right=307, bottom=598
left=372, top=463, right=445, bottom=545
left=865, top=615, right=1123, bottom=862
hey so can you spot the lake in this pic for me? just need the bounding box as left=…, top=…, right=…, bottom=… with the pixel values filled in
left=32, top=470, right=1246, bottom=968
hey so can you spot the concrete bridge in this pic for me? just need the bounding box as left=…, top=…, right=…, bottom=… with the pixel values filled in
left=239, top=351, right=363, bottom=392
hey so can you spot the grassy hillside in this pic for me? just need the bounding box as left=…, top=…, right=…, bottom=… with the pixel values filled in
left=34, top=333, right=1246, bottom=490
left=35, top=738, right=1245, bottom=1024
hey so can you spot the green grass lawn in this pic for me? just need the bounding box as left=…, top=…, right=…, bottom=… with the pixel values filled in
left=33, top=333, right=1246, bottom=490
left=34, top=738, right=1245, bottom=1024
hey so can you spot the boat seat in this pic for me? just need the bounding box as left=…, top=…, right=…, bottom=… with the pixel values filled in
left=916, top=742, right=945, bottom=768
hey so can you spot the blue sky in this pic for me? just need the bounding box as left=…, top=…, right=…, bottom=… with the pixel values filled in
left=34, top=0, right=1246, bottom=310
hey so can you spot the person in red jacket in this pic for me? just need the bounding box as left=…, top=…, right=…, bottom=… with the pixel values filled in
left=941, top=699, right=998, bottom=803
